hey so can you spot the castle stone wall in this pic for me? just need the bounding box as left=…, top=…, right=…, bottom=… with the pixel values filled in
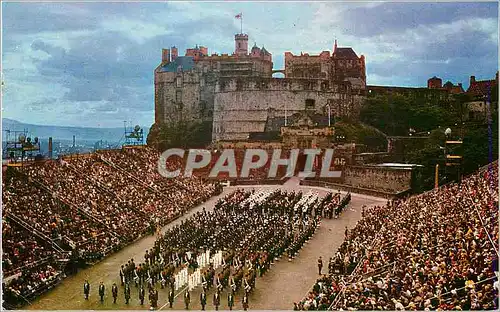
left=213, top=77, right=362, bottom=141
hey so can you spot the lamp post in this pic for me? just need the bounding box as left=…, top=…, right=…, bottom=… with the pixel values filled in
left=327, top=104, right=331, bottom=127
left=284, top=102, right=288, bottom=127
left=434, top=164, right=439, bottom=189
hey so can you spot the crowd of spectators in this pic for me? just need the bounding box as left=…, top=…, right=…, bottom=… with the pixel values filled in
left=298, top=162, right=499, bottom=310
left=188, top=149, right=291, bottom=180
left=2, top=219, right=57, bottom=276
left=2, top=218, right=65, bottom=308
left=2, top=147, right=221, bottom=308
left=3, top=173, right=115, bottom=259
left=3, top=262, right=62, bottom=307
left=69, top=155, right=179, bottom=223
left=98, top=148, right=220, bottom=219
left=22, top=160, right=147, bottom=242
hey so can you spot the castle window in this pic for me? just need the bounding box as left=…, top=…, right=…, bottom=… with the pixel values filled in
left=176, top=90, right=182, bottom=103
left=176, top=77, right=183, bottom=87
left=200, top=101, right=207, bottom=112
left=305, top=99, right=315, bottom=110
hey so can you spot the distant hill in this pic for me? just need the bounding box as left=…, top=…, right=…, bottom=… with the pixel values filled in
left=2, top=118, right=150, bottom=144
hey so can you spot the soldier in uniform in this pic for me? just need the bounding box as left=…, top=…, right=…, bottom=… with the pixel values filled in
left=184, top=289, right=190, bottom=310
left=216, top=274, right=223, bottom=292
left=139, top=284, right=145, bottom=305
left=134, top=265, right=140, bottom=287
left=201, top=272, right=208, bottom=290
left=98, top=281, right=105, bottom=302
left=168, top=287, right=175, bottom=308
left=149, top=288, right=154, bottom=308
left=242, top=291, right=249, bottom=311
left=83, top=280, right=90, bottom=300
left=213, top=290, right=221, bottom=311
left=151, top=287, right=159, bottom=309
left=112, top=283, right=118, bottom=304
left=124, top=283, right=131, bottom=304
left=120, top=265, right=125, bottom=286
left=318, top=256, right=323, bottom=275
left=200, top=289, right=207, bottom=310
left=227, top=291, right=235, bottom=311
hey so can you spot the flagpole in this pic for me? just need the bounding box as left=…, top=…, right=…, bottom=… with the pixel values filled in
left=241, top=15, right=243, bottom=34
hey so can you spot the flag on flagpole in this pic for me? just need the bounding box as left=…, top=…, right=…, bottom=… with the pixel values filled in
left=235, top=13, right=243, bottom=33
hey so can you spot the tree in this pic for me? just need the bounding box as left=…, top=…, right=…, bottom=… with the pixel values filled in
left=147, top=120, right=213, bottom=151
left=361, top=92, right=459, bottom=136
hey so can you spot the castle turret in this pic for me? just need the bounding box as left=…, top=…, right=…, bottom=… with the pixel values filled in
left=171, top=46, right=178, bottom=61
left=251, top=42, right=261, bottom=57
left=235, top=33, right=248, bottom=56
left=162, top=48, right=170, bottom=63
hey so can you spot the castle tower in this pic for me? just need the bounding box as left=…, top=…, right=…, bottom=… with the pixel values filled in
left=428, top=76, right=443, bottom=89
left=235, top=33, right=248, bottom=56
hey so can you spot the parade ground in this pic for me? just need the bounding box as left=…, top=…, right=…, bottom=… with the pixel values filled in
left=27, top=178, right=387, bottom=310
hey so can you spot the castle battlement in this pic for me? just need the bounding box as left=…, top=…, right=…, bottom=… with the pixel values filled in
left=216, top=77, right=352, bottom=93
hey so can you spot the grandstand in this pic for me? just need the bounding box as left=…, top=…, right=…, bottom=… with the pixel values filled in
left=298, top=161, right=499, bottom=310
left=2, top=144, right=498, bottom=310
left=2, top=147, right=222, bottom=308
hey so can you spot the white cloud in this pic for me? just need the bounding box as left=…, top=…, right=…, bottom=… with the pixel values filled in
left=2, top=2, right=498, bottom=127
left=101, top=18, right=173, bottom=44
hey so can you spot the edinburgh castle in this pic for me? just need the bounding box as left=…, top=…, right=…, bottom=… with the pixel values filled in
left=152, top=31, right=366, bottom=145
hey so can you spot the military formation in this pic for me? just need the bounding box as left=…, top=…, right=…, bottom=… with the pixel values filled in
left=83, top=189, right=344, bottom=309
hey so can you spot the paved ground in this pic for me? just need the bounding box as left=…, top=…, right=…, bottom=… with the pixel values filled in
left=27, top=178, right=387, bottom=310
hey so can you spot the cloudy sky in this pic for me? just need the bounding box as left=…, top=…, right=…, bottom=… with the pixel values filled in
left=2, top=1, right=498, bottom=128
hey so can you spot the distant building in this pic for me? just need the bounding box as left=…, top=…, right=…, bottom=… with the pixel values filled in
left=442, top=81, right=464, bottom=95
left=464, top=72, right=499, bottom=120
left=467, top=72, right=498, bottom=99
left=367, top=75, right=465, bottom=102
left=427, top=76, right=442, bottom=89
left=366, top=85, right=449, bottom=102
left=428, top=76, right=464, bottom=94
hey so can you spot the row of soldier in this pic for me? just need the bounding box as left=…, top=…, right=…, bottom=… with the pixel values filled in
left=83, top=280, right=157, bottom=306
left=183, top=288, right=249, bottom=311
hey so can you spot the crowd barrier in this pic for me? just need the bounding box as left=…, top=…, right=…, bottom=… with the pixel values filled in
left=230, top=177, right=289, bottom=186
left=204, top=177, right=289, bottom=186
left=300, top=179, right=411, bottom=199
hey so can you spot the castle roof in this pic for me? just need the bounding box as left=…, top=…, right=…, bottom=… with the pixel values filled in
left=251, top=44, right=261, bottom=52
left=158, top=56, right=195, bottom=72
left=334, top=47, right=358, bottom=59
left=443, top=81, right=453, bottom=88
left=467, top=79, right=496, bottom=98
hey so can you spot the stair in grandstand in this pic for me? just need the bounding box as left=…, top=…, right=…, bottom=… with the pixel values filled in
left=65, top=161, right=147, bottom=217
left=5, top=213, right=66, bottom=253
left=97, top=153, right=159, bottom=194
left=97, top=152, right=179, bottom=202
left=15, top=168, right=124, bottom=242
left=115, top=148, right=192, bottom=192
